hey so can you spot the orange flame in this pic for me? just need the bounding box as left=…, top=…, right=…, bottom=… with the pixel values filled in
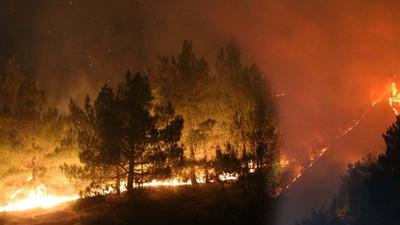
left=280, top=81, right=400, bottom=195
left=389, top=82, right=400, bottom=115
left=0, top=171, right=240, bottom=212
left=280, top=158, right=290, bottom=168
left=0, top=184, right=79, bottom=212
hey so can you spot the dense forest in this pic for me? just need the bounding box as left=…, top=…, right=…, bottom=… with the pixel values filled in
left=0, top=57, right=78, bottom=199
left=0, top=40, right=283, bottom=224
left=3, top=1, right=400, bottom=225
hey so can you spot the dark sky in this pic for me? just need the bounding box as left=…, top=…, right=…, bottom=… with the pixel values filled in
left=2, top=0, right=400, bottom=194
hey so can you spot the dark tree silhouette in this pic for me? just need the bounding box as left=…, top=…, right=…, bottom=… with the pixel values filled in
left=65, top=71, right=184, bottom=194
left=68, top=85, right=122, bottom=195
left=298, top=116, right=400, bottom=225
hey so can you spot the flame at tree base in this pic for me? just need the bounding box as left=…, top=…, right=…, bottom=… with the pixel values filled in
left=0, top=174, right=239, bottom=212
left=2, top=81, right=399, bottom=210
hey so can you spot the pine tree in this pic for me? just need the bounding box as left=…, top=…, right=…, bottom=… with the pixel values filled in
left=69, top=85, right=122, bottom=195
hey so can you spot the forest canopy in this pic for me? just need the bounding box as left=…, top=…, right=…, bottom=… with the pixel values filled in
left=0, top=40, right=283, bottom=203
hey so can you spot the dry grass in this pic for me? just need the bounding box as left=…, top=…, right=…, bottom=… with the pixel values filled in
left=72, top=183, right=276, bottom=225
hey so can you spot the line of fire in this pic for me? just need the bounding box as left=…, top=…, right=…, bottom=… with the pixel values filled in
left=0, top=55, right=400, bottom=211
left=3, top=2, right=400, bottom=224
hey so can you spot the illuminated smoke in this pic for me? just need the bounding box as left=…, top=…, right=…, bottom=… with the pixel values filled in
left=279, top=82, right=399, bottom=194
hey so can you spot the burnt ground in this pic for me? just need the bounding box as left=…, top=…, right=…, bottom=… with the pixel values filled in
left=2, top=203, right=78, bottom=225
left=71, top=184, right=276, bottom=225
left=2, top=183, right=277, bottom=225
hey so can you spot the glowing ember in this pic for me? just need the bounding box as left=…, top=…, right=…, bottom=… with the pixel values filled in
left=0, top=184, right=79, bottom=212
left=91, top=174, right=239, bottom=196
left=219, top=173, right=239, bottom=181
left=279, top=157, right=290, bottom=168
left=142, top=179, right=192, bottom=187
left=285, top=166, right=302, bottom=190
left=276, top=93, right=286, bottom=97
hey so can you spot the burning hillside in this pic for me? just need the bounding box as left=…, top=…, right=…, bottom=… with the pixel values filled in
left=276, top=85, right=398, bottom=225
left=278, top=81, right=400, bottom=194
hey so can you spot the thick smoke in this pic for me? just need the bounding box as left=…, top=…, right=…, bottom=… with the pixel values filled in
left=3, top=0, right=399, bottom=152
left=2, top=0, right=400, bottom=223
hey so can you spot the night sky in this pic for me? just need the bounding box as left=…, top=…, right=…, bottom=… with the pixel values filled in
left=3, top=0, right=400, bottom=172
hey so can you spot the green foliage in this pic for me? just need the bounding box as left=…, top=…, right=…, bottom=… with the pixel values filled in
left=0, top=41, right=280, bottom=205
left=0, top=58, right=81, bottom=203
left=0, top=57, right=24, bottom=115
left=153, top=40, right=279, bottom=192
left=0, top=57, right=46, bottom=118
left=65, top=71, right=184, bottom=194
left=69, top=85, right=120, bottom=168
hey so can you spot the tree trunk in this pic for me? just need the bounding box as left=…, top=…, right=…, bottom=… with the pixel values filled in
left=116, top=165, right=121, bottom=197
left=189, top=145, right=198, bottom=185
left=205, top=167, right=210, bottom=183
left=204, top=147, right=210, bottom=183
left=127, top=158, right=135, bottom=192
left=140, top=163, right=144, bottom=190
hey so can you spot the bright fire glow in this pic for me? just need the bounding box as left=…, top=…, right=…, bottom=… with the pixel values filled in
left=276, top=93, right=286, bottom=97
left=389, top=82, right=400, bottom=115
left=143, top=179, right=192, bottom=187
left=280, top=157, right=289, bottom=168
left=281, top=99, right=378, bottom=193
left=1, top=172, right=240, bottom=212
left=0, top=184, right=79, bottom=212
left=4, top=82, right=398, bottom=209
left=58, top=82, right=400, bottom=200
left=280, top=81, right=400, bottom=195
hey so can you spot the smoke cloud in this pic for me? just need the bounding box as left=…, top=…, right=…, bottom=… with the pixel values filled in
left=2, top=0, right=400, bottom=223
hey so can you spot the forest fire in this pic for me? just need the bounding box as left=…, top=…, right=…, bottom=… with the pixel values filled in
left=280, top=81, right=400, bottom=194
left=389, top=82, right=400, bottom=115
left=0, top=174, right=240, bottom=212
left=2, top=81, right=399, bottom=211
left=0, top=180, right=193, bottom=212
left=0, top=184, right=79, bottom=212
left=279, top=157, right=290, bottom=168
left=3, top=1, right=400, bottom=224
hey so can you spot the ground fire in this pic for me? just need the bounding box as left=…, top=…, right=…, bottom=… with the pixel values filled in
left=1, top=81, right=399, bottom=211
